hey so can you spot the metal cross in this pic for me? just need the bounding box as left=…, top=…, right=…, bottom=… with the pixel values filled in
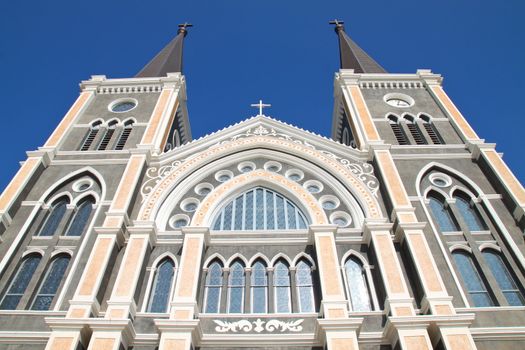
left=251, top=100, right=271, bottom=116
left=329, top=19, right=344, bottom=26
left=178, top=22, right=193, bottom=30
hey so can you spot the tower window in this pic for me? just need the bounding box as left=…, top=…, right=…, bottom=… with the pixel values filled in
left=97, top=120, right=118, bottom=150
left=453, top=251, right=493, bottom=307
left=454, top=194, right=487, bottom=231
left=79, top=121, right=102, bottom=151
left=0, top=254, right=41, bottom=310
left=483, top=250, right=525, bottom=306
left=404, top=115, right=426, bottom=145
left=31, top=255, right=70, bottom=310
left=38, top=198, right=69, bottom=237
left=388, top=115, right=409, bottom=145
left=428, top=194, right=459, bottom=232
left=114, top=120, right=134, bottom=150
left=147, top=258, right=175, bottom=313
left=64, top=197, right=94, bottom=236
left=344, top=256, right=372, bottom=311
left=420, top=115, right=444, bottom=144
left=109, top=99, right=137, bottom=113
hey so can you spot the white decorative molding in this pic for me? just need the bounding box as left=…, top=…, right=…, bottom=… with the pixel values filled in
left=141, top=159, right=184, bottom=202
left=213, top=318, right=304, bottom=333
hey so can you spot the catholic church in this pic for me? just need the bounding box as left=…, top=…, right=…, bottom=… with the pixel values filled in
left=0, top=20, right=524, bottom=350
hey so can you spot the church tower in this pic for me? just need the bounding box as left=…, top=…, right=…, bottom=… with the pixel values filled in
left=0, top=20, right=524, bottom=350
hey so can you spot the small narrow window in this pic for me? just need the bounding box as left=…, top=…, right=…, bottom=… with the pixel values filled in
left=0, top=254, right=41, bottom=310
left=453, top=251, right=493, bottom=307
left=114, top=120, right=134, bottom=150
left=80, top=121, right=101, bottom=151
left=204, top=261, right=223, bottom=313
left=64, top=197, right=94, bottom=236
left=147, top=258, right=175, bottom=313
left=251, top=260, right=268, bottom=313
left=97, top=120, right=118, bottom=150
left=296, top=259, right=315, bottom=313
left=227, top=260, right=245, bottom=313
left=31, top=255, right=70, bottom=310
left=388, top=116, right=409, bottom=145
left=420, top=115, right=444, bottom=144
left=428, top=194, right=459, bottom=232
left=344, top=256, right=372, bottom=311
left=454, top=194, right=487, bottom=231
left=38, top=198, right=69, bottom=237
left=483, top=250, right=525, bottom=306
left=274, top=260, right=291, bottom=313
left=404, top=115, right=426, bottom=145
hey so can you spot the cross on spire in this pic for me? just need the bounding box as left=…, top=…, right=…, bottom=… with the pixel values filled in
left=329, top=19, right=345, bottom=32
left=251, top=100, right=271, bottom=116
left=177, top=22, right=193, bottom=36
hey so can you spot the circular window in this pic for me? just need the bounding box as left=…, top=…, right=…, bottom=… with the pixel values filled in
left=169, top=214, right=190, bottom=229
left=383, top=93, right=414, bottom=108
left=215, top=170, right=234, bottom=183
left=264, top=161, right=282, bottom=173
left=330, top=212, right=352, bottom=227
left=304, top=180, right=323, bottom=194
left=109, top=98, right=138, bottom=113
left=285, top=169, right=304, bottom=182
left=238, top=161, right=256, bottom=173
left=195, top=183, right=214, bottom=196
left=320, top=195, right=340, bottom=210
left=73, top=179, right=94, bottom=193
left=429, top=173, right=452, bottom=188
left=180, top=198, right=200, bottom=212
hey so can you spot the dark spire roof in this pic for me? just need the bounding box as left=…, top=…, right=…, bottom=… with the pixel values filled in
left=135, top=23, right=192, bottom=78
left=329, top=20, right=386, bottom=73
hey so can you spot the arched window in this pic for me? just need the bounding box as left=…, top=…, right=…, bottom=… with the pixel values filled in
left=452, top=251, right=493, bottom=307
left=251, top=260, right=268, bottom=313
left=482, top=249, right=524, bottom=306
left=31, top=255, right=70, bottom=310
left=428, top=193, right=459, bottom=232
left=64, top=197, right=94, bottom=236
left=212, top=187, right=308, bottom=231
left=204, top=261, right=223, bottom=313
left=114, top=120, right=134, bottom=150
left=388, top=115, right=409, bottom=145
left=454, top=194, right=487, bottom=231
left=404, top=115, right=426, bottom=145
left=38, top=198, right=69, bottom=236
left=274, top=260, right=291, bottom=313
left=147, top=258, right=175, bottom=313
left=420, top=115, right=443, bottom=144
left=227, top=260, right=245, bottom=313
left=97, top=120, right=118, bottom=150
left=342, top=128, right=350, bottom=146
left=0, top=254, right=41, bottom=309
left=80, top=121, right=102, bottom=151
left=295, top=259, right=315, bottom=313
left=344, top=256, right=372, bottom=311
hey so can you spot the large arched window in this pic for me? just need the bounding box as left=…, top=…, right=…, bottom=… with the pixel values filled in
left=0, top=254, right=41, bottom=310
left=388, top=115, right=409, bottom=145
left=97, top=120, right=118, bottom=150
left=295, top=259, right=315, bottom=313
left=344, top=256, right=372, bottom=312
left=452, top=251, right=493, bottom=307
left=31, top=254, right=70, bottom=310
left=227, top=260, right=245, bottom=313
left=80, top=121, right=102, bottom=151
left=114, top=120, right=134, bottom=150
left=482, top=249, right=524, bottom=306
left=204, top=261, right=223, bottom=313
left=146, top=257, right=176, bottom=313
left=454, top=194, right=487, bottom=231
left=428, top=193, right=459, bottom=232
left=212, top=187, right=308, bottom=231
left=64, top=197, right=94, bottom=236
left=273, top=260, right=291, bottom=313
left=38, top=198, right=69, bottom=236
left=251, top=260, right=268, bottom=313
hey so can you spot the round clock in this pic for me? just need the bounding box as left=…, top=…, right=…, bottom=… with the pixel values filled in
left=383, top=93, right=415, bottom=108
left=386, top=98, right=410, bottom=107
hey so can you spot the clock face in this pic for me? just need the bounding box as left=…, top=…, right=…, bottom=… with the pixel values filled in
left=386, top=98, right=410, bottom=107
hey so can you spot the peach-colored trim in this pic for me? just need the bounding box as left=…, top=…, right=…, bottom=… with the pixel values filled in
left=398, top=212, right=417, bottom=224
left=78, top=237, right=114, bottom=296
left=404, top=335, right=432, bottom=350
left=173, top=309, right=191, bottom=320
left=114, top=236, right=149, bottom=297
left=103, top=216, right=122, bottom=229
left=341, top=100, right=363, bottom=149
left=332, top=338, right=356, bottom=350
left=176, top=236, right=202, bottom=298
left=163, top=339, right=187, bottom=350
left=48, top=337, right=75, bottom=350
left=431, top=86, right=478, bottom=141
left=393, top=306, right=413, bottom=317
left=372, top=232, right=408, bottom=295
left=108, top=308, right=126, bottom=319
left=375, top=151, right=410, bottom=207
left=0, top=157, right=41, bottom=211
left=407, top=232, right=444, bottom=293
left=316, top=234, right=344, bottom=297
left=110, top=155, right=145, bottom=212
left=326, top=308, right=347, bottom=319
left=483, top=149, right=525, bottom=205
left=434, top=304, right=454, bottom=315
left=67, top=307, right=89, bottom=318
left=45, top=91, right=93, bottom=148
left=89, top=338, right=116, bottom=350
left=159, top=101, right=180, bottom=151
left=348, top=86, right=380, bottom=141
left=141, top=89, right=173, bottom=145
left=446, top=334, right=474, bottom=350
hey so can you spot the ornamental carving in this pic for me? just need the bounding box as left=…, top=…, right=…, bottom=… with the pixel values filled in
left=213, top=318, right=304, bottom=333
left=141, top=159, right=183, bottom=202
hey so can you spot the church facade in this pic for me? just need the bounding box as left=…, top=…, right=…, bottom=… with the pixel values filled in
left=0, top=22, right=524, bottom=350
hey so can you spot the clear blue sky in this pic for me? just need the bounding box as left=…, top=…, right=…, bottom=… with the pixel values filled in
left=1, top=0, right=524, bottom=191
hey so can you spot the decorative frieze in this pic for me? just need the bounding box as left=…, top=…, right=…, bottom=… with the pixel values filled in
left=213, top=318, right=304, bottom=333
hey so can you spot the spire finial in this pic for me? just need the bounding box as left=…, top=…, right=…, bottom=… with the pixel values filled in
left=177, top=22, right=193, bottom=37
left=250, top=99, right=271, bottom=116
left=329, top=19, right=345, bottom=33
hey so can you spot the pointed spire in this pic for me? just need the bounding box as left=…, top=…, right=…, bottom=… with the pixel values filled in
left=135, top=23, right=193, bottom=78
left=329, top=20, right=386, bottom=73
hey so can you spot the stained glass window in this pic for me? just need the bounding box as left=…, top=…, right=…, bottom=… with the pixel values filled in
left=274, top=260, right=291, bottom=313
left=228, top=261, right=245, bottom=313
left=251, top=260, right=268, bottom=313
left=212, top=187, right=308, bottom=230
left=483, top=250, right=524, bottom=306
left=64, top=198, right=94, bottom=236
left=204, top=261, right=223, bottom=313
left=31, top=255, right=70, bottom=310
left=38, top=198, right=68, bottom=236
left=344, top=256, right=372, bottom=311
left=428, top=194, right=459, bottom=232
left=0, top=254, right=41, bottom=310
left=296, top=260, right=315, bottom=312
left=147, top=258, right=175, bottom=313
left=453, top=251, right=493, bottom=307
left=454, top=194, right=487, bottom=231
